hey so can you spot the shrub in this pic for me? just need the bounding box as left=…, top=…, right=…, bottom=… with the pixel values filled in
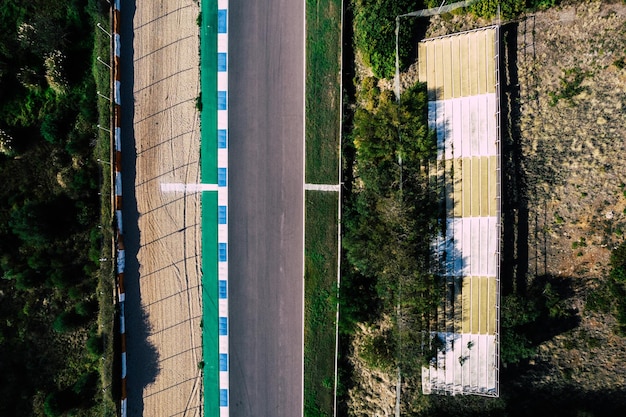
left=75, top=299, right=97, bottom=317
left=11, top=270, right=40, bottom=291
left=52, top=310, right=84, bottom=333
left=40, top=114, right=60, bottom=144
left=359, top=328, right=396, bottom=371
left=611, top=241, right=626, bottom=269
left=71, top=371, right=99, bottom=403
left=611, top=266, right=626, bottom=283
left=548, top=68, right=587, bottom=107
left=48, top=269, right=75, bottom=290
left=86, top=333, right=104, bottom=357
left=585, top=282, right=612, bottom=313
left=43, top=392, right=63, bottom=417
left=352, top=0, right=422, bottom=79
left=500, top=329, right=536, bottom=366
left=466, top=0, right=556, bottom=19
left=499, top=294, right=540, bottom=366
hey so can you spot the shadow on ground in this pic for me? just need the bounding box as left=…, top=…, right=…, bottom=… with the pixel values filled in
left=500, top=21, right=529, bottom=298
left=117, top=1, right=159, bottom=415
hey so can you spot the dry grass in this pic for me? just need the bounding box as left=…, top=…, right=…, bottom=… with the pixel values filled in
left=513, top=0, right=626, bottom=393
left=346, top=319, right=397, bottom=417
left=518, top=1, right=626, bottom=277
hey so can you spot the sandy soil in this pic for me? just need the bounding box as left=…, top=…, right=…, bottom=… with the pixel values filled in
left=131, top=0, right=203, bottom=415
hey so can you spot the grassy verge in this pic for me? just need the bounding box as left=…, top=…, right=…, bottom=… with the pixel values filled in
left=304, top=1, right=342, bottom=415
left=91, top=3, right=116, bottom=415
left=304, top=191, right=339, bottom=417
left=306, top=0, right=341, bottom=184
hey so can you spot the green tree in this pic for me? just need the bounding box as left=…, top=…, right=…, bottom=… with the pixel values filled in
left=52, top=310, right=84, bottom=333
left=500, top=294, right=539, bottom=366
left=43, top=392, right=64, bottom=417
left=353, top=0, right=424, bottom=79
left=86, top=332, right=104, bottom=358
left=359, top=327, right=397, bottom=371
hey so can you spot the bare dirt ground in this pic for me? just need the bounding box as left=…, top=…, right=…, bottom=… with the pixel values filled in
left=513, top=0, right=626, bottom=393
left=129, top=0, right=203, bottom=415
left=516, top=0, right=626, bottom=281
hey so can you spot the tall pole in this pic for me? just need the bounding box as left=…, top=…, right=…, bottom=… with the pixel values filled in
left=395, top=16, right=401, bottom=102
left=394, top=16, right=402, bottom=417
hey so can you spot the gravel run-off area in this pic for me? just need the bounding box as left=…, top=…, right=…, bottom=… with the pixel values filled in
left=124, top=0, right=203, bottom=415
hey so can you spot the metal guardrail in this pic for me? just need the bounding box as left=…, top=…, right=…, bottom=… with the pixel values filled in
left=494, top=24, right=502, bottom=398
left=109, top=1, right=127, bottom=415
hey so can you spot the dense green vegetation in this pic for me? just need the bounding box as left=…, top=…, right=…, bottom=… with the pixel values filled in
left=352, top=0, right=427, bottom=79
left=351, top=0, right=561, bottom=80
left=342, top=79, right=438, bottom=372
left=588, top=241, right=626, bottom=334
left=422, top=0, right=560, bottom=20
left=608, top=242, right=626, bottom=333
left=0, top=1, right=115, bottom=416
left=500, top=278, right=578, bottom=367
left=548, top=67, right=588, bottom=107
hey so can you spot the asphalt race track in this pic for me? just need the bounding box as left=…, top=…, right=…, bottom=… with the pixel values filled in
left=228, top=1, right=305, bottom=416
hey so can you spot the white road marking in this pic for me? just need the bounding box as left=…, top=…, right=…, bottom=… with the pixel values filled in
left=161, top=183, right=219, bottom=193
left=304, top=183, right=340, bottom=192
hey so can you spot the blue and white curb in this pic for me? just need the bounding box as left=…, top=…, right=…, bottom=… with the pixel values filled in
left=217, top=0, right=229, bottom=415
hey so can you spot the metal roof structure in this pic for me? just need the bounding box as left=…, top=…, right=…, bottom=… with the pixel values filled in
left=418, top=26, right=501, bottom=397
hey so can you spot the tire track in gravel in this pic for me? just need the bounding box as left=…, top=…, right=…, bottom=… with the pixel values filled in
left=126, top=0, right=204, bottom=415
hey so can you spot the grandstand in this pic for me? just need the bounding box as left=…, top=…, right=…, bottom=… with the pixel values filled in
left=418, top=26, right=501, bottom=397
